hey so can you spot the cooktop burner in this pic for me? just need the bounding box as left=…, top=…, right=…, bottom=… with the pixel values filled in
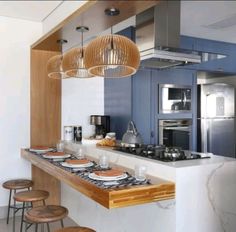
left=113, top=145, right=211, bottom=162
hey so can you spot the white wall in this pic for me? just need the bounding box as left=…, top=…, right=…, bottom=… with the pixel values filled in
left=62, top=77, right=104, bottom=139
left=42, top=1, right=87, bottom=35
left=0, top=16, right=42, bottom=211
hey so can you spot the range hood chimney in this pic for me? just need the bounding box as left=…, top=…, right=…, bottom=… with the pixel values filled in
left=136, top=0, right=226, bottom=69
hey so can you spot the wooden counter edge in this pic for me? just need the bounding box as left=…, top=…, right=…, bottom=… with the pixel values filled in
left=21, top=149, right=175, bottom=209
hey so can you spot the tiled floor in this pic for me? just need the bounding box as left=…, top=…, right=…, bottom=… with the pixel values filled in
left=0, top=216, right=78, bottom=232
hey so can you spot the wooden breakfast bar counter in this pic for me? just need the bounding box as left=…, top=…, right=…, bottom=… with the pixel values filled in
left=21, top=144, right=236, bottom=232
left=21, top=149, right=175, bottom=209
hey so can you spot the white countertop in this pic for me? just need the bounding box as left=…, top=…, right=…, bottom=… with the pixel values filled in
left=64, top=141, right=236, bottom=183
left=94, top=145, right=236, bottom=169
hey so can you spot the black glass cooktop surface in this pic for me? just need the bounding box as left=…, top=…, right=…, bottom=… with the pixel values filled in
left=113, top=145, right=211, bottom=162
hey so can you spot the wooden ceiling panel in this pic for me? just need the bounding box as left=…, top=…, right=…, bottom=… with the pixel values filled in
left=32, top=0, right=159, bottom=51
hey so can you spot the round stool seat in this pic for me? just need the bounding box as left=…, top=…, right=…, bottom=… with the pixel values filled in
left=25, top=205, right=68, bottom=223
left=54, top=227, right=96, bottom=232
left=13, top=190, right=49, bottom=202
left=2, top=179, right=33, bottom=190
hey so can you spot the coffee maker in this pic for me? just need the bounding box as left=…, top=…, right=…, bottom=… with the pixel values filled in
left=90, top=115, right=110, bottom=139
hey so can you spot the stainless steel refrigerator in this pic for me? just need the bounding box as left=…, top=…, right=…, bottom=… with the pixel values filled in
left=197, top=83, right=235, bottom=157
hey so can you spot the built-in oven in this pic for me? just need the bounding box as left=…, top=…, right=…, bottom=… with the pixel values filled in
left=159, top=119, right=192, bottom=150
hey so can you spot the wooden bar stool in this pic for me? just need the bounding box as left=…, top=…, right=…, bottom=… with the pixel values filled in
left=2, top=179, right=33, bottom=224
left=13, top=190, right=49, bottom=232
left=25, top=205, right=68, bottom=232
left=54, top=227, right=96, bottom=232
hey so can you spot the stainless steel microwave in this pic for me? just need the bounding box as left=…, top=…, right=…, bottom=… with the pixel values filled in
left=159, top=84, right=192, bottom=113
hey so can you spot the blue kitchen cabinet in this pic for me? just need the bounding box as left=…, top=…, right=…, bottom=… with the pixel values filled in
left=105, top=32, right=236, bottom=145
left=180, top=36, right=236, bottom=74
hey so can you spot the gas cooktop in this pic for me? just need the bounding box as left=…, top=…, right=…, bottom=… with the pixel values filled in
left=113, top=145, right=211, bottom=162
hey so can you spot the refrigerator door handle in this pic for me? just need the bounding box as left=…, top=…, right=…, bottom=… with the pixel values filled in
left=201, top=118, right=209, bottom=153
left=206, top=125, right=209, bottom=153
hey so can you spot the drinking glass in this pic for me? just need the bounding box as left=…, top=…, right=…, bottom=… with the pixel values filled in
left=76, top=147, right=85, bottom=159
left=134, top=164, right=147, bottom=181
left=56, top=141, right=64, bottom=152
left=99, top=154, right=109, bottom=169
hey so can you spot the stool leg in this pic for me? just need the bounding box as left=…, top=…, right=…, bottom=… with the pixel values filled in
left=60, top=219, right=64, bottom=228
left=35, top=224, right=38, bottom=232
left=20, top=202, right=25, bottom=232
left=25, top=221, right=28, bottom=232
left=46, top=223, right=50, bottom=232
left=6, top=189, right=12, bottom=224
left=13, top=190, right=16, bottom=232
left=40, top=223, right=44, bottom=232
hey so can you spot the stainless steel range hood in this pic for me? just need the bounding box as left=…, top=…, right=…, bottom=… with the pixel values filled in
left=136, top=1, right=226, bottom=69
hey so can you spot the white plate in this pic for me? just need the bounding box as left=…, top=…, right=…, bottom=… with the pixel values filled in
left=42, top=154, right=71, bottom=159
left=60, top=161, right=94, bottom=168
left=88, top=173, right=128, bottom=181
left=29, top=148, right=54, bottom=153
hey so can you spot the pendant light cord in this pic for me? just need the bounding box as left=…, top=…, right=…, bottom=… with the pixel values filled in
left=81, top=30, right=84, bottom=57
left=111, top=26, right=114, bottom=50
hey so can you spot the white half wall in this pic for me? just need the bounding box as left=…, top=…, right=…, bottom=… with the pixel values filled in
left=62, top=77, right=104, bottom=139
left=42, top=1, right=87, bottom=35
left=0, top=16, right=42, bottom=209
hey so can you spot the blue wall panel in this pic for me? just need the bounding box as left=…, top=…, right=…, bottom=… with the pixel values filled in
left=132, top=69, right=152, bottom=144
left=104, top=77, right=132, bottom=139
left=104, top=27, right=135, bottom=140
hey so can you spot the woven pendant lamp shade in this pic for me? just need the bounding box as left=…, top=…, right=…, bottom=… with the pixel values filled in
left=47, top=54, right=68, bottom=79
left=84, top=34, right=140, bottom=78
left=62, top=47, right=93, bottom=78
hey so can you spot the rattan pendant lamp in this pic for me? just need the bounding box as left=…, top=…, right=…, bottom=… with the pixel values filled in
left=47, top=39, right=68, bottom=79
left=84, top=8, right=140, bottom=78
left=62, top=26, right=93, bottom=78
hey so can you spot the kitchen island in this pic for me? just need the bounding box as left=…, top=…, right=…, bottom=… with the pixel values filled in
left=22, top=143, right=236, bottom=232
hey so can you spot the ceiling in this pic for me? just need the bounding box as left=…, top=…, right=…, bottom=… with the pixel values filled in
left=181, top=1, right=236, bottom=43
left=1, top=1, right=236, bottom=43
left=0, top=1, right=63, bottom=22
